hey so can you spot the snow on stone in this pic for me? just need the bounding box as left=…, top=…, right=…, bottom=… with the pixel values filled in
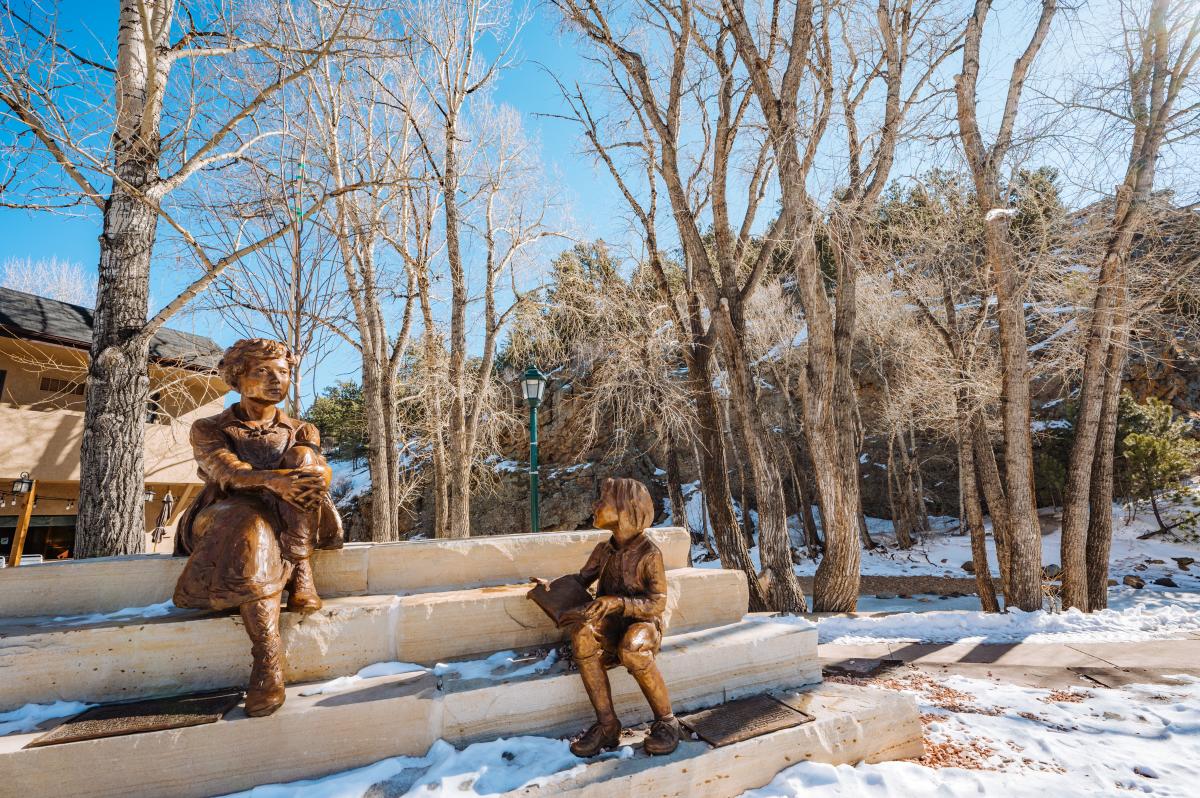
left=985, top=208, right=1018, bottom=221
left=742, top=674, right=1200, bottom=797
left=50, top=599, right=178, bottom=626
left=433, top=648, right=559, bottom=682
left=298, top=662, right=427, bottom=696
left=0, top=700, right=92, bottom=736
left=224, top=736, right=633, bottom=798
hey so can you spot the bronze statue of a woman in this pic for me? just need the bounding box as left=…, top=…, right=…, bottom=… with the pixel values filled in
left=173, top=339, right=343, bottom=717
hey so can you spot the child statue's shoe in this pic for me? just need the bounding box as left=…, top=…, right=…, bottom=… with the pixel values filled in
left=642, top=715, right=681, bottom=755
left=569, top=720, right=622, bottom=757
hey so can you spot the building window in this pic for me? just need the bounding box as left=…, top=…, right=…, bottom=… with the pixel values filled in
left=39, top=376, right=86, bottom=396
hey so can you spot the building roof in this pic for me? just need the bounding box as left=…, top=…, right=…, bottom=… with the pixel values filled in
left=0, top=287, right=222, bottom=371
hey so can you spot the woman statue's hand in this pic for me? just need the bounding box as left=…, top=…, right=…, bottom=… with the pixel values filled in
left=264, top=468, right=327, bottom=512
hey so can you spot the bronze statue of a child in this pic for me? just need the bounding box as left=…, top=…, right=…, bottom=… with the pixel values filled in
left=535, top=477, right=681, bottom=757
left=172, top=339, right=343, bottom=717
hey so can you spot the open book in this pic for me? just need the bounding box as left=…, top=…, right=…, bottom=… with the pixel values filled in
left=526, top=575, right=594, bottom=628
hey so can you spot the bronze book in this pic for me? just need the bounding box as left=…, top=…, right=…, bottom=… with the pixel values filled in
left=526, top=575, right=594, bottom=627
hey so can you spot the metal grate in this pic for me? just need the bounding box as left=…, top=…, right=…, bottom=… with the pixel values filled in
left=678, top=693, right=814, bottom=748
left=26, top=688, right=243, bottom=748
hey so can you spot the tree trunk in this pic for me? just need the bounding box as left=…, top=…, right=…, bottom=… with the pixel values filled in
left=75, top=0, right=170, bottom=558
left=1086, top=315, right=1129, bottom=610
left=958, top=421, right=1001, bottom=612
left=689, top=349, right=770, bottom=611
left=990, top=221, right=1043, bottom=611
left=359, top=357, right=395, bottom=542
left=665, top=443, right=687, bottom=535
left=971, top=417, right=1012, bottom=602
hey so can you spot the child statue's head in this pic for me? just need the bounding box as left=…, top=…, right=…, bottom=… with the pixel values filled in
left=593, top=477, right=654, bottom=543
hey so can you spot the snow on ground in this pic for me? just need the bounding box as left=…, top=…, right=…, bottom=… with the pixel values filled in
left=0, top=700, right=92, bottom=736
left=744, top=671, right=1200, bottom=798
left=222, top=736, right=633, bottom=798
left=298, top=662, right=427, bottom=696
left=818, top=604, right=1200, bottom=645
left=328, top=459, right=372, bottom=504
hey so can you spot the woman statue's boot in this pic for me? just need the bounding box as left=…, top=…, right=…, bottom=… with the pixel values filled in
left=285, top=558, right=322, bottom=613
left=241, top=594, right=286, bottom=717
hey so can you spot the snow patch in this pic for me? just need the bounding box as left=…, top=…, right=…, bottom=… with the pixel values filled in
left=50, top=599, right=178, bottom=626
left=433, top=649, right=559, bottom=682
left=1, top=700, right=92, bottom=737
left=298, top=661, right=427, bottom=696
left=985, top=208, right=1017, bottom=221
left=818, top=604, right=1200, bottom=644
left=224, top=736, right=633, bottom=798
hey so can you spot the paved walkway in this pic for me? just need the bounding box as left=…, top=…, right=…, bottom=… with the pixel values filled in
left=819, top=637, right=1200, bottom=689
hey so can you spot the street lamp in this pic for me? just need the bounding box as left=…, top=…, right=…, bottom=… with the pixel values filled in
left=143, top=488, right=156, bottom=503
left=11, top=472, right=33, bottom=494
left=522, top=365, right=548, bottom=534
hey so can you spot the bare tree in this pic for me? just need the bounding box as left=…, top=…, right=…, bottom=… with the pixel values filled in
left=0, top=0, right=374, bottom=556
left=1, top=256, right=96, bottom=306
left=1060, top=0, right=1200, bottom=610
left=952, top=0, right=1058, bottom=610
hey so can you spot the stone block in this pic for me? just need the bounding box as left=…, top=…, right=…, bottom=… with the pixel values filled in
left=0, top=528, right=690, bottom=620
left=0, top=567, right=744, bottom=710
left=0, top=619, right=831, bottom=798
left=507, top=682, right=923, bottom=798
left=365, top=527, right=689, bottom=594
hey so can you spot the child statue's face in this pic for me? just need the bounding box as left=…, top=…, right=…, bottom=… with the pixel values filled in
left=593, top=489, right=637, bottom=543
left=238, top=357, right=291, bottom=405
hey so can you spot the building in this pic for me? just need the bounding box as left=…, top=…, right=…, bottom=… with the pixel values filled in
left=0, top=287, right=226, bottom=562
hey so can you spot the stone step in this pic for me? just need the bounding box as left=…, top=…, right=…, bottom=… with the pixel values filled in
left=0, top=567, right=746, bottom=711
left=0, top=527, right=691, bottom=619
left=0, top=617, right=833, bottom=798
left=500, top=682, right=922, bottom=798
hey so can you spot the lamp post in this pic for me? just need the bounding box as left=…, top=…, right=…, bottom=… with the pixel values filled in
left=522, top=365, right=548, bottom=534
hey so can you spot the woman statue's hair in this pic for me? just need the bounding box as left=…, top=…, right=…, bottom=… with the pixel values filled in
left=599, top=477, right=655, bottom=535
left=218, top=338, right=297, bottom=389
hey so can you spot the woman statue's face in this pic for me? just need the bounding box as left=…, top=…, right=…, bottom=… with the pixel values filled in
left=238, top=357, right=290, bottom=405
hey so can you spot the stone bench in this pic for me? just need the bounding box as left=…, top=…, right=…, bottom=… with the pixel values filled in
left=0, top=527, right=690, bottom=619
left=0, top=567, right=746, bottom=710
left=0, top=618, right=833, bottom=798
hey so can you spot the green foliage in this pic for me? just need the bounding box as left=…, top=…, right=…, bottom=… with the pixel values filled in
left=1121, top=394, right=1199, bottom=499
left=304, top=381, right=367, bottom=462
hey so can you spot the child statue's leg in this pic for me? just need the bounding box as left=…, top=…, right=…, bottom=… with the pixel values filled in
left=568, top=620, right=622, bottom=756
left=619, top=623, right=681, bottom=755
left=277, top=446, right=323, bottom=613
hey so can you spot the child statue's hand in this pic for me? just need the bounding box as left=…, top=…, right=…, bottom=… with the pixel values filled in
left=578, top=595, right=624, bottom=623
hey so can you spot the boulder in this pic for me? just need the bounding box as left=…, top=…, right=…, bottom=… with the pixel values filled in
left=1173, top=557, right=1195, bottom=570
left=961, top=561, right=975, bottom=573
left=1153, top=577, right=1178, bottom=588
left=1123, top=575, right=1146, bottom=589
left=1043, top=564, right=1061, bottom=579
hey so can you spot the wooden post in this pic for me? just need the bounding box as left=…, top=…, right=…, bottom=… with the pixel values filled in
left=10, top=480, right=38, bottom=567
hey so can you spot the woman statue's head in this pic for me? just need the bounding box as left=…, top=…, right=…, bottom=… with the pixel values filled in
left=592, top=477, right=655, bottom=542
left=218, top=339, right=296, bottom=405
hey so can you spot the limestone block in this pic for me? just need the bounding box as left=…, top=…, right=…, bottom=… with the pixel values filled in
left=440, top=618, right=821, bottom=743
left=0, top=554, right=185, bottom=619
left=0, top=528, right=690, bottom=619
left=0, top=596, right=399, bottom=711
left=0, top=567, right=743, bottom=710
left=0, top=620, right=831, bottom=798
left=312, top=543, right=370, bottom=596
left=366, top=527, right=689, bottom=594
left=0, top=670, right=441, bottom=798
left=395, top=568, right=747, bottom=664
left=506, top=683, right=923, bottom=798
